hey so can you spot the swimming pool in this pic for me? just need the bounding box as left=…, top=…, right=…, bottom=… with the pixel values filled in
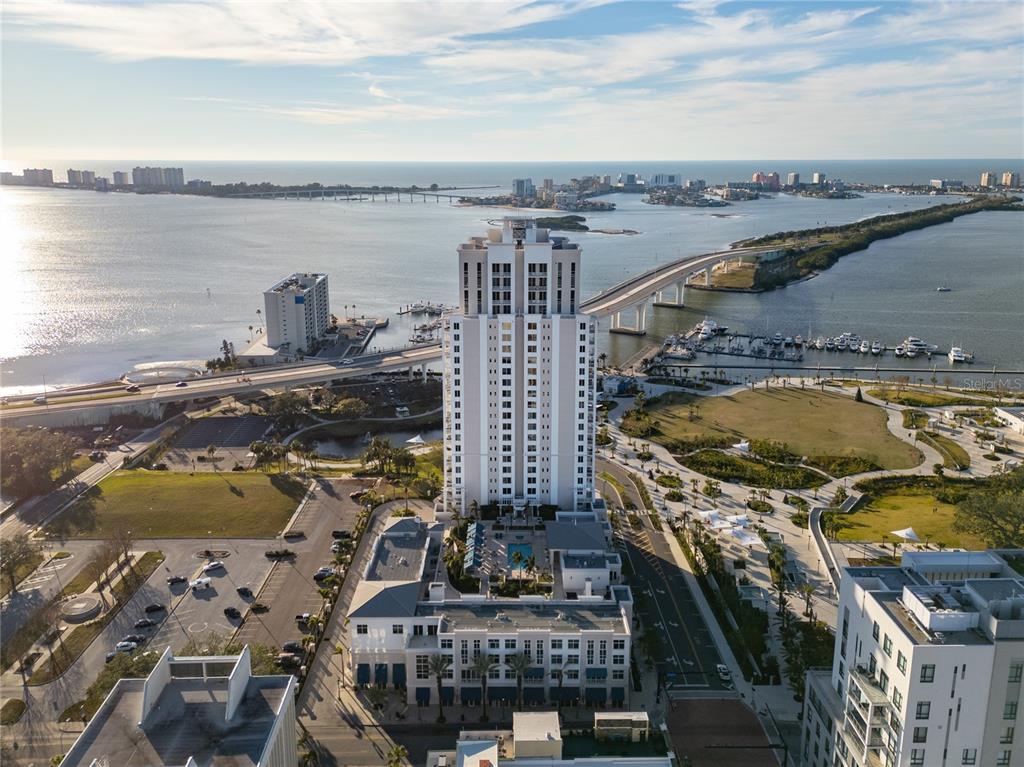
left=507, top=543, right=532, bottom=571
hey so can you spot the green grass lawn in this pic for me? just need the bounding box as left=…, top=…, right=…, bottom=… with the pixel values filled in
left=647, top=388, right=921, bottom=470
left=867, top=388, right=1006, bottom=408
left=836, top=491, right=985, bottom=549
left=0, top=699, right=26, bottom=725
left=46, top=471, right=307, bottom=539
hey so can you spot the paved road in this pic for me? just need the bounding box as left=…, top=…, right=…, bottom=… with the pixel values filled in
left=235, top=478, right=370, bottom=651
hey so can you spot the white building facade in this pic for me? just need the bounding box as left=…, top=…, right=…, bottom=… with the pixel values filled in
left=802, top=551, right=1024, bottom=767
left=442, top=219, right=597, bottom=516
left=262, top=272, right=330, bottom=351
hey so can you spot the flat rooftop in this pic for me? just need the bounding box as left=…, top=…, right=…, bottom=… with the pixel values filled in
left=876, top=591, right=990, bottom=647
left=60, top=676, right=291, bottom=767
left=366, top=531, right=427, bottom=582
left=266, top=272, right=325, bottom=293
left=563, top=553, right=617, bottom=569
left=416, top=600, right=627, bottom=633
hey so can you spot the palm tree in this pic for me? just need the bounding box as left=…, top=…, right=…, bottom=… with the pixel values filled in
left=206, top=443, right=217, bottom=463
left=468, top=500, right=480, bottom=520
left=524, top=554, right=537, bottom=578
left=798, top=581, right=816, bottom=618
left=510, top=549, right=524, bottom=579
left=507, top=651, right=533, bottom=711
left=386, top=744, right=409, bottom=767
left=249, top=440, right=266, bottom=469
left=598, top=352, right=608, bottom=370
left=471, top=653, right=498, bottom=722
left=428, top=653, right=452, bottom=723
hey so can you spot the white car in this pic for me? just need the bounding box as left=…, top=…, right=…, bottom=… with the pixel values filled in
left=202, top=560, right=225, bottom=573
left=190, top=577, right=212, bottom=591
left=340, top=358, right=354, bottom=365
left=716, top=664, right=732, bottom=683
left=115, top=641, right=138, bottom=653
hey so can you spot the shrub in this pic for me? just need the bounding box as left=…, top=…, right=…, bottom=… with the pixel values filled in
left=655, top=474, right=682, bottom=488
left=264, top=549, right=295, bottom=559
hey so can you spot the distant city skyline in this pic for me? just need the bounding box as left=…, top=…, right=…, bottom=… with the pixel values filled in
left=2, top=1, right=1022, bottom=162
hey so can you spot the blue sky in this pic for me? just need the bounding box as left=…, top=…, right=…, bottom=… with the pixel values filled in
left=2, top=0, right=1022, bottom=161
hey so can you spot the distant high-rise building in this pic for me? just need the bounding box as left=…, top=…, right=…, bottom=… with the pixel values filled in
left=23, top=168, right=54, bottom=185
left=542, top=178, right=554, bottom=191
left=442, top=218, right=596, bottom=515
left=512, top=178, right=536, bottom=199
left=94, top=177, right=110, bottom=192
left=112, top=171, right=130, bottom=186
left=66, top=169, right=84, bottom=185
left=786, top=172, right=800, bottom=186
left=764, top=172, right=780, bottom=191
left=132, top=166, right=185, bottom=188
left=684, top=179, right=706, bottom=191
left=81, top=170, right=96, bottom=186
left=980, top=171, right=997, bottom=187
left=1001, top=171, right=1020, bottom=188
left=930, top=178, right=963, bottom=190
left=262, top=273, right=330, bottom=351
left=186, top=179, right=212, bottom=188
left=812, top=171, right=826, bottom=185
left=651, top=173, right=681, bottom=187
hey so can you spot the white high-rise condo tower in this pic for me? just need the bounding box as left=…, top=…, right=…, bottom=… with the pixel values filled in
left=442, top=218, right=596, bottom=515
left=262, top=273, right=330, bottom=352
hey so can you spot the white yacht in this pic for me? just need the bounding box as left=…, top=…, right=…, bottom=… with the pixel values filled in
left=894, top=344, right=905, bottom=358
left=794, top=335, right=804, bottom=347
left=771, top=333, right=784, bottom=346
left=948, top=346, right=966, bottom=364
left=903, top=337, right=936, bottom=356
left=871, top=340, right=883, bottom=355
left=825, top=338, right=836, bottom=351
left=859, top=340, right=870, bottom=354
left=814, top=336, right=825, bottom=350
left=835, top=337, right=847, bottom=351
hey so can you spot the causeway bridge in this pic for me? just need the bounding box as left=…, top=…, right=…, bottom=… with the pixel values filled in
left=226, top=186, right=497, bottom=203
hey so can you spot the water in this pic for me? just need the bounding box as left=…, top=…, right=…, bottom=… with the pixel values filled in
left=2, top=172, right=1022, bottom=394
left=314, top=427, right=443, bottom=459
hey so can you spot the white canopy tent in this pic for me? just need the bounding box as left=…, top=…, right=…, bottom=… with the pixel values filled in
left=890, top=527, right=920, bottom=543
left=405, top=434, right=426, bottom=445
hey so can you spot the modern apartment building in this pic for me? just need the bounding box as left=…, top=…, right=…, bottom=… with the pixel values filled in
left=787, top=172, right=801, bottom=186
left=981, top=171, right=998, bottom=188
left=66, top=168, right=84, bottom=185
left=23, top=168, right=54, bottom=185
left=58, top=646, right=297, bottom=767
left=802, top=550, right=1024, bottom=767
left=132, top=166, right=185, bottom=188
left=112, top=170, right=130, bottom=186
left=442, top=218, right=597, bottom=516
left=813, top=172, right=827, bottom=185
left=513, top=178, right=537, bottom=198
left=262, top=272, right=330, bottom=351
left=347, top=516, right=633, bottom=709
left=1003, top=172, right=1021, bottom=189
left=651, top=173, right=682, bottom=187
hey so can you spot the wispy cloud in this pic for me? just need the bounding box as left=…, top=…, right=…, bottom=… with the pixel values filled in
left=239, top=100, right=475, bottom=126
left=368, top=83, right=401, bottom=102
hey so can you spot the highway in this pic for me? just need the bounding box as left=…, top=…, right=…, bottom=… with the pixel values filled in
left=0, top=344, right=442, bottom=422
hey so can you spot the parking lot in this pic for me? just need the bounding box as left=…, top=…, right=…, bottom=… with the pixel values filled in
left=135, top=539, right=275, bottom=653
left=234, top=478, right=370, bottom=653
left=164, top=415, right=272, bottom=471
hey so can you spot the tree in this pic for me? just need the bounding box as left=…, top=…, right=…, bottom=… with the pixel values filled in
left=798, top=582, right=817, bottom=618
left=471, top=653, right=498, bottom=721
left=953, top=491, right=1024, bottom=548
left=392, top=448, right=415, bottom=476
left=363, top=436, right=393, bottom=475
left=266, top=390, right=307, bottom=429
left=206, top=444, right=217, bottom=463
left=507, top=651, right=533, bottom=711
left=110, top=527, right=135, bottom=572
left=0, top=534, right=39, bottom=595
left=428, top=653, right=452, bottom=723
left=510, top=549, right=524, bottom=578
left=333, top=397, right=370, bottom=419
left=633, top=389, right=647, bottom=413
left=386, top=744, right=409, bottom=767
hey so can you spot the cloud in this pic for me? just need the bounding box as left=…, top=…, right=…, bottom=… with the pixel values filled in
left=239, top=100, right=475, bottom=125
left=2, top=0, right=615, bottom=65
left=368, top=83, right=400, bottom=102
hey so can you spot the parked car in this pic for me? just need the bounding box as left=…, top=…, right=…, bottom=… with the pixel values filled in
left=716, top=664, right=732, bottom=683
left=125, top=384, right=141, bottom=393
left=331, top=530, right=351, bottom=540
left=340, top=358, right=354, bottom=365
left=33, top=396, right=47, bottom=405
left=190, top=577, right=212, bottom=592
left=114, top=641, right=138, bottom=653
left=236, top=586, right=253, bottom=598
left=312, top=566, right=334, bottom=581
left=105, top=652, right=118, bottom=663
left=167, top=575, right=187, bottom=586
left=282, top=641, right=304, bottom=654
left=223, top=607, right=241, bottom=620
left=295, top=612, right=311, bottom=623
left=331, top=541, right=343, bottom=553
left=175, top=380, right=188, bottom=387
left=276, top=653, right=302, bottom=668
left=203, top=560, right=225, bottom=573
left=89, top=450, right=106, bottom=461
left=144, top=603, right=165, bottom=613
left=122, top=634, right=146, bottom=645
left=134, top=618, right=157, bottom=629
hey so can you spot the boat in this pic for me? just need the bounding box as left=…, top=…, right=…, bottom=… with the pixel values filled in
left=825, top=338, right=836, bottom=351
left=894, top=344, right=905, bottom=358
left=815, top=336, right=825, bottom=350
left=948, top=346, right=966, bottom=364
left=871, top=340, right=882, bottom=355
left=905, top=346, right=919, bottom=358
left=903, top=336, right=937, bottom=356
left=835, top=337, right=847, bottom=351
left=858, top=340, right=870, bottom=354
left=794, top=335, right=803, bottom=347
left=936, top=286, right=951, bottom=292
left=783, top=336, right=794, bottom=347
left=771, top=333, right=783, bottom=346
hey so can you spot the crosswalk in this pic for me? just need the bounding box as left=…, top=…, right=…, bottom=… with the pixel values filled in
left=1, top=555, right=75, bottom=603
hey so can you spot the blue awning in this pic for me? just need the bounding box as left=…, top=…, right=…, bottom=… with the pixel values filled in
left=441, top=687, right=454, bottom=705
left=461, top=686, right=482, bottom=704
left=374, top=663, right=388, bottom=685
left=586, top=687, right=607, bottom=703
left=554, top=687, right=580, bottom=702
left=488, top=686, right=516, bottom=702
left=392, top=663, right=406, bottom=687
left=416, top=687, right=431, bottom=704
left=523, top=687, right=546, bottom=704
left=586, top=667, right=608, bottom=680
left=356, top=664, right=370, bottom=685
left=611, top=687, right=626, bottom=702
left=525, top=667, right=545, bottom=680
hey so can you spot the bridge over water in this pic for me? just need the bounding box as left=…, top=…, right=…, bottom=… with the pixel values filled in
left=226, top=186, right=496, bottom=203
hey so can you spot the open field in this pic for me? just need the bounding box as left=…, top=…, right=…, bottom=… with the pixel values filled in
left=46, top=471, right=306, bottom=539
left=645, top=388, right=921, bottom=470
left=835, top=491, right=985, bottom=549
left=867, top=388, right=1014, bottom=408
left=709, top=262, right=756, bottom=289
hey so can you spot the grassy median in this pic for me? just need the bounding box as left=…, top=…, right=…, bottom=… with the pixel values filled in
left=46, top=471, right=307, bottom=539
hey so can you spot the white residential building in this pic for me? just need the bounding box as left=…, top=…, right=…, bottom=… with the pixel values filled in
left=802, top=550, right=1024, bottom=767
left=346, top=516, right=633, bottom=709
left=58, top=646, right=297, bottom=767
left=442, top=218, right=597, bottom=516
left=262, top=272, right=330, bottom=351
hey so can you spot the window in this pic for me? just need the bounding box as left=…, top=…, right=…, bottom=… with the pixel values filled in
left=440, top=638, right=451, bottom=648
left=872, top=622, right=880, bottom=640
left=504, top=639, right=516, bottom=650
left=568, top=639, right=579, bottom=650
left=1001, top=727, right=1015, bottom=744
left=413, top=625, right=424, bottom=636
left=613, top=639, right=625, bottom=650
left=997, top=751, right=1011, bottom=766
left=897, top=651, right=907, bottom=674
left=913, top=727, right=928, bottom=743
left=416, top=655, right=430, bottom=680
left=920, top=664, right=936, bottom=683
left=1006, top=703, right=1019, bottom=720
left=551, top=654, right=563, bottom=665
left=489, top=639, right=499, bottom=650
left=392, top=625, right=404, bottom=635
left=612, top=669, right=625, bottom=680
left=878, top=670, right=889, bottom=693
left=961, top=749, right=977, bottom=765
left=356, top=624, right=368, bottom=635
left=893, top=689, right=903, bottom=711
left=883, top=634, right=893, bottom=657
left=916, top=701, right=931, bottom=720
left=1010, top=664, right=1024, bottom=683
left=613, top=655, right=625, bottom=666
left=910, top=749, right=925, bottom=766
